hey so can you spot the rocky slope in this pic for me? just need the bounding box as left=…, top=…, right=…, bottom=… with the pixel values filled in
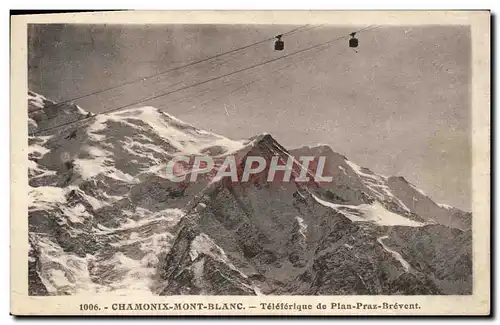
left=27, top=91, right=472, bottom=296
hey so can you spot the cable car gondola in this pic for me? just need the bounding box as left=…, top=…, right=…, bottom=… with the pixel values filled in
left=274, top=34, right=284, bottom=51
left=349, top=32, right=358, bottom=48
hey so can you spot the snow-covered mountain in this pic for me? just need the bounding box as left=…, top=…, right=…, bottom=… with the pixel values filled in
left=290, top=145, right=472, bottom=231
left=27, top=91, right=472, bottom=296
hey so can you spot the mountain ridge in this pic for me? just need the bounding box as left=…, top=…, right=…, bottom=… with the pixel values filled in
left=27, top=91, right=472, bottom=296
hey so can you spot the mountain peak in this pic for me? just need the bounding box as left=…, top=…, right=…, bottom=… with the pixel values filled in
left=27, top=90, right=472, bottom=296
left=110, top=105, right=200, bottom=132
left=290, top=145, right=351, bottom=166
left=28, top=90, right=92, bottom=135
left=247, top=132, right=273, bottom=143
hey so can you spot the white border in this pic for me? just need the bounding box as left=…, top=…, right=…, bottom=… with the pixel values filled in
left=5, top=4, right=493, bottom=321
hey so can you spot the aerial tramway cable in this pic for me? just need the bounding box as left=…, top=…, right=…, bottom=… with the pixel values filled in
left=31, top=24, right=310, bottom=112
left=195, top=35, right=353, bottom=109
left=148, top=24, right=378, bottom=112
left=32, top=25, right=378, bottom=136
left=159, top=25, right=326, bottom=107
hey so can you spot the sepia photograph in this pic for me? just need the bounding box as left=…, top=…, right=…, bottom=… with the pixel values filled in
left=10, top=10, right=490, bottom=316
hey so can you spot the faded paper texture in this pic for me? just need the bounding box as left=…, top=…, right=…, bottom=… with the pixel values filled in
left=11, top=10, right=490, bottom=316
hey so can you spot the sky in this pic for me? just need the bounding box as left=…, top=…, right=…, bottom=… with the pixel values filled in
left=27, top=24, right=472, bottom=211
